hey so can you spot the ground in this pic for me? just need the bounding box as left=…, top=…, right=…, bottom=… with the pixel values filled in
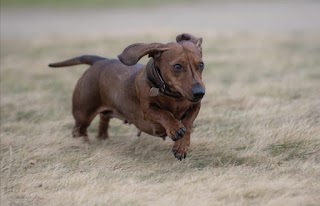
left=1, top=1, right=320, bottom=206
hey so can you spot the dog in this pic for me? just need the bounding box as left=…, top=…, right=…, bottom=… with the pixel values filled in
left=49, top=33, right=205, bottom=160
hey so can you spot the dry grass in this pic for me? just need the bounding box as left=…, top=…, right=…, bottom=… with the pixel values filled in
left=1, top=33, right=320, bottom=205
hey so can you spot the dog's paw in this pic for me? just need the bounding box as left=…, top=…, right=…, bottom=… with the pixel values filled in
left=172, top=140, right=188, bottom=161
left=167, top=124, right=186, bottom=141
left=72, top=127, right=82, bottom=138
left=173, top=127, right=186, bottom=141
left=97, top=133, right=109, bottom=140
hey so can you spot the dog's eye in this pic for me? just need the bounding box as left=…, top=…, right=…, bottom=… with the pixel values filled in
left=199, top=62, right=205, bottom=70
left=173, top=64, right=183, bottom=72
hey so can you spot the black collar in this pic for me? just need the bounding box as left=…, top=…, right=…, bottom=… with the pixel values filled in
left=146, top=61, right=182, bottom=98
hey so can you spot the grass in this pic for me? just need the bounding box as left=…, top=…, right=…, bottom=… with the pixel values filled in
left=1, top=33, right=320, bottom=205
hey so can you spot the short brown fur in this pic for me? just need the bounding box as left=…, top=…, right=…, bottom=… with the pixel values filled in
left=49, top=33, right=205, bottom=160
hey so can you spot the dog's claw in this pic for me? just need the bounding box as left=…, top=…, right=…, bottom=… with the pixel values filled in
left=172, top=148, right=186, bottom=161
left=172, top=148, right=177, bottom=155
left=172, top=127, right=186, bottom=141
left=178, top=128, right=186, bottom=136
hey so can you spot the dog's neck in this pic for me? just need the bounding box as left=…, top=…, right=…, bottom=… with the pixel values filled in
left=146, top=60, right=182, bottom=98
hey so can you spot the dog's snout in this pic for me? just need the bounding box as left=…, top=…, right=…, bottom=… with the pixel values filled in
left=193, top=90, right=205, bottom=100
left=192, top=84, right=205, bottom=102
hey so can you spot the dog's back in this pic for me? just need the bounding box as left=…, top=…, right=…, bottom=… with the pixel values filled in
left=50, top=56, right=144, bottom=124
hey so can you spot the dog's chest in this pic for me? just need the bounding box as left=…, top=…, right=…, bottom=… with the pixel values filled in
left=157, top=98, right=192, bottom=120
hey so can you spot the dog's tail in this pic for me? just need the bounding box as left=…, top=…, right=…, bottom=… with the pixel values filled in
left=48, top=55, right=107, bottom=68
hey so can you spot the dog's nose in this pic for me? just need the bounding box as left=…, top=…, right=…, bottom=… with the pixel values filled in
left=192, top=84, right=205, bottom=102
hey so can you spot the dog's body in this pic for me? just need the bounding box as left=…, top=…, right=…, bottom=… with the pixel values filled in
left=49, top=33, right=205, bottom=160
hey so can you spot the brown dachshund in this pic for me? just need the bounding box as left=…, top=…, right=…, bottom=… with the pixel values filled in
left=49, top=33, right=205, bottom=160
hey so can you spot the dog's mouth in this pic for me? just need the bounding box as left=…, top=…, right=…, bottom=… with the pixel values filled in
left=175, top=84, right=205, bottom=104
left=181, top=92, right=204, bottom=104
left=179, top=89, right=204, bottom=103
left=187, top=97, right=203, bottom=104
left=173, top=85, right=204, bottom=103
left=191, top=99, right=202, bottom=103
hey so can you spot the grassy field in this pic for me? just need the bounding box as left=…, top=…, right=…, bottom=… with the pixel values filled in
left=1, top=33, right=320, bottom=205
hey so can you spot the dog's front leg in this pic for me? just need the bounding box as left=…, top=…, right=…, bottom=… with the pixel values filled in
left=172, top=103, right=201, bottom=160
left=142, top=102, right=186, bottom=141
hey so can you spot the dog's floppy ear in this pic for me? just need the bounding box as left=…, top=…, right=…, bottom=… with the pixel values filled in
left=118, top=43, right=168, bottom=66
left=176, top=33, right=203, bottom=53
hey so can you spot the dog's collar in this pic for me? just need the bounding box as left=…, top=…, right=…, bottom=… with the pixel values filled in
left=146, top=61, right=182, bottom=98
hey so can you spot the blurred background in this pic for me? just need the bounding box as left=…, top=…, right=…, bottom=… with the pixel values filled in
left=1, top=1, right=320, bottom=206
left=1, top=0, right=320, bottom=39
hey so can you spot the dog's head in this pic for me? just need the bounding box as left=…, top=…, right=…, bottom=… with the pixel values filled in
left=118, top=33, right=205, bottom=103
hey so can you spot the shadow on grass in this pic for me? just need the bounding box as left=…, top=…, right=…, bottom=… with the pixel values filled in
left=81, top=134, right=260, bottom=171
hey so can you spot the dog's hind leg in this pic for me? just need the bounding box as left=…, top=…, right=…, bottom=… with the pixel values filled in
left=71, top=72, right=101, bottom=142
left=72, top=104, right=100, bottom=142
left=97, top=111, right=111, bottom=140
left=72, top=111, right=93, bottom=142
